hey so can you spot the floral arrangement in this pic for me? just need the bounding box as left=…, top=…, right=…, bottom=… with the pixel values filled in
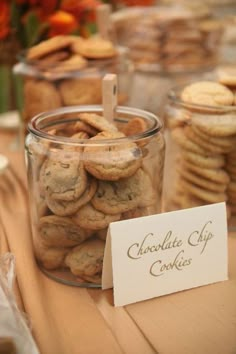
left=0, top=0, right=103, bottom=49
left=0, top=0, right=155, bottom=49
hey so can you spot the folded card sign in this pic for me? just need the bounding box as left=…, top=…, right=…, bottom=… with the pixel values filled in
left=102, top=202, right=228, bottom=307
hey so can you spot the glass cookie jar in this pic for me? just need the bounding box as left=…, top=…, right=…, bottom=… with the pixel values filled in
left=25, top=105, right=165, bottom=287
left=163, top=86, right=236, bottom=229
left=13, top=49, right=133, bottom=135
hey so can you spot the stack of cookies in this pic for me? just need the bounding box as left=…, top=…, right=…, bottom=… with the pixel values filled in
left=28, top=111, right=165, bottom=285
left=15, top=35, right=131, bottom=129
left=113, top=5, right=223, bottom=72
left=164, top=80, right=236, bottom=222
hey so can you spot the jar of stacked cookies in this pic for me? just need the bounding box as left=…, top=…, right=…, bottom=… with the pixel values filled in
left=112, top=4, right=222, bottom=115
left=163, top=79, right=236, bottom=229
left=112, top=5, right=223, bottom=72
left=13, top=35, right=133, bottom=134
left=25, top=105, right=165, bottom=286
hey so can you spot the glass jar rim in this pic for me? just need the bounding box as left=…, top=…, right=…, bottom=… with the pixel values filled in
left=167, top=85, right=236, bottom=113
left=28, top=105, right=162, bottom=146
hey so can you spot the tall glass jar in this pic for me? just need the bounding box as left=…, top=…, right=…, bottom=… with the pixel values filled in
left=163, top=86, right=236, bottom=229
left=13, top=51, right=133, bottom=135
left=25, top=105, right=165, bottom=287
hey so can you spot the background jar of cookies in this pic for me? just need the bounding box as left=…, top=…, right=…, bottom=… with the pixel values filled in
left=25, top=105, right=165, bottom=287
left=163, top=81, right=236, bottom=229
left=13, top=43, right=133, bottom=135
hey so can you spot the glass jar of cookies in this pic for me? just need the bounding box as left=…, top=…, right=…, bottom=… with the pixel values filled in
left=112, top=4, right=223, bottom=73
left=163, top=80, right=236, bottom=229
left=13, top=35, right=133, bottom=135
left=25, top=105, right=165, bottom=287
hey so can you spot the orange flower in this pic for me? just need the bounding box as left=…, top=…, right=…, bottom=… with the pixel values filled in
left=48, top=10, right=78, bottom=37
left=61, top=0, right=101, bottom=21
left=0, top=1, right=10, bottom=40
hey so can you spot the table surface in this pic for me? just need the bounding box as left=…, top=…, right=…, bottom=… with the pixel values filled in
left=0, top=130, right=236, bottom=354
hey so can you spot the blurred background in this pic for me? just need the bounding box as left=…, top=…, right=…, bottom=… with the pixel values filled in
left=0, top=0, right=235, bottom=116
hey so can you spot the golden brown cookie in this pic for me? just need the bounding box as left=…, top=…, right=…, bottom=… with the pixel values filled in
left=216, top=66, right=236, bottom=87
left=36, top=50, right=70, bottom=68
left=123, top=117, right=148, bottom=136
left=39, top=215, right=92, bottom=247
left=59, top=78, right=102, bottom=105
left=51, top=54, right=88, bottom=72
left=78, top=113, right=118, bottom=133
left=179, top=178, right=227, bottom=203
left=191, top=125, right=236, bottom=150
left=91, top=168, right=145, bottom=214
left=73, top=121, right=99, bottom=137
left=181, top=81, right=234, bottom=106
left=71, top=131, right=90, bottom=140
left=177, top=165, right=227, bottom=192
left=84, top=131, right=142, bottom=181
left=184, top=126, right=231, bottom=154
left=34, top=237, right=69, bottom=270
left=171, top=127, right=206, bottom=155
left=191, top=113, right=236, bottom=137
left=40, top=155, right=87, bottom=201
left=27, top=35, right=76, bottom=60
left=24, top=79, right=62, bottom=120
left=182, top=160, right=230, bottom=184
left=72, top=36, right=117, bottom=59
left=65, top=238, right=105, bottom=283
left=73, top=203, right=121, bottom=230
left=46, top=177, right=97, bottom=216
left=182, top=149, right=225, bottom=169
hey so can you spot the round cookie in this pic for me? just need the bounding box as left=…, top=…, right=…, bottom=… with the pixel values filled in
left=71, top=131, right=90, bottom=140
left=91, top=168, right=144, bottom=214
left=65, top=238, right=105, bottom=282
left=39, top=215, right=93, bottom=247
left=123, top=117, right=148, bottom=136
left=181, top=81, right=234, bottom=106
left=182, top=160, right=230, bottom=184
left=191, top=113, right=236, bottom=137
left=35, top=50, right=70, bottom=68
left=27, top=35, right=76, bottom=60
left=191, top=125, right=236, bottom=150
left=179, top=178, right=227, bottom=203
left=24, top=79, right=62, bottom=120
left=78, top=113, right=118, bottom=133
left=182, top=150, right=225, bottom=169
left=84, top=131, right=142, bottom=181
left=177, top=166, right=227, bottom=192
left=171, top=127, right=206, bottom=155
left=73, top=121, right=99, bottom=137
left=34, top=238, right=69, bottom=270
left=51, top=54, right=88, bottom=73
left=46, top=177, right=97, bottom=216
left=59, top=78, right=102, bottom=106
left=40, top=155, right=87, bottom=201
left=73, top=203, right=121, bottom=230
left=72, top=36, right=117, bottom=59
left=184, top=126, right=231, bottom=154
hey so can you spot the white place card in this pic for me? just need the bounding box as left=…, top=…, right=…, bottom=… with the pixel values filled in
left=102, top=203, right=228, bottom=307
